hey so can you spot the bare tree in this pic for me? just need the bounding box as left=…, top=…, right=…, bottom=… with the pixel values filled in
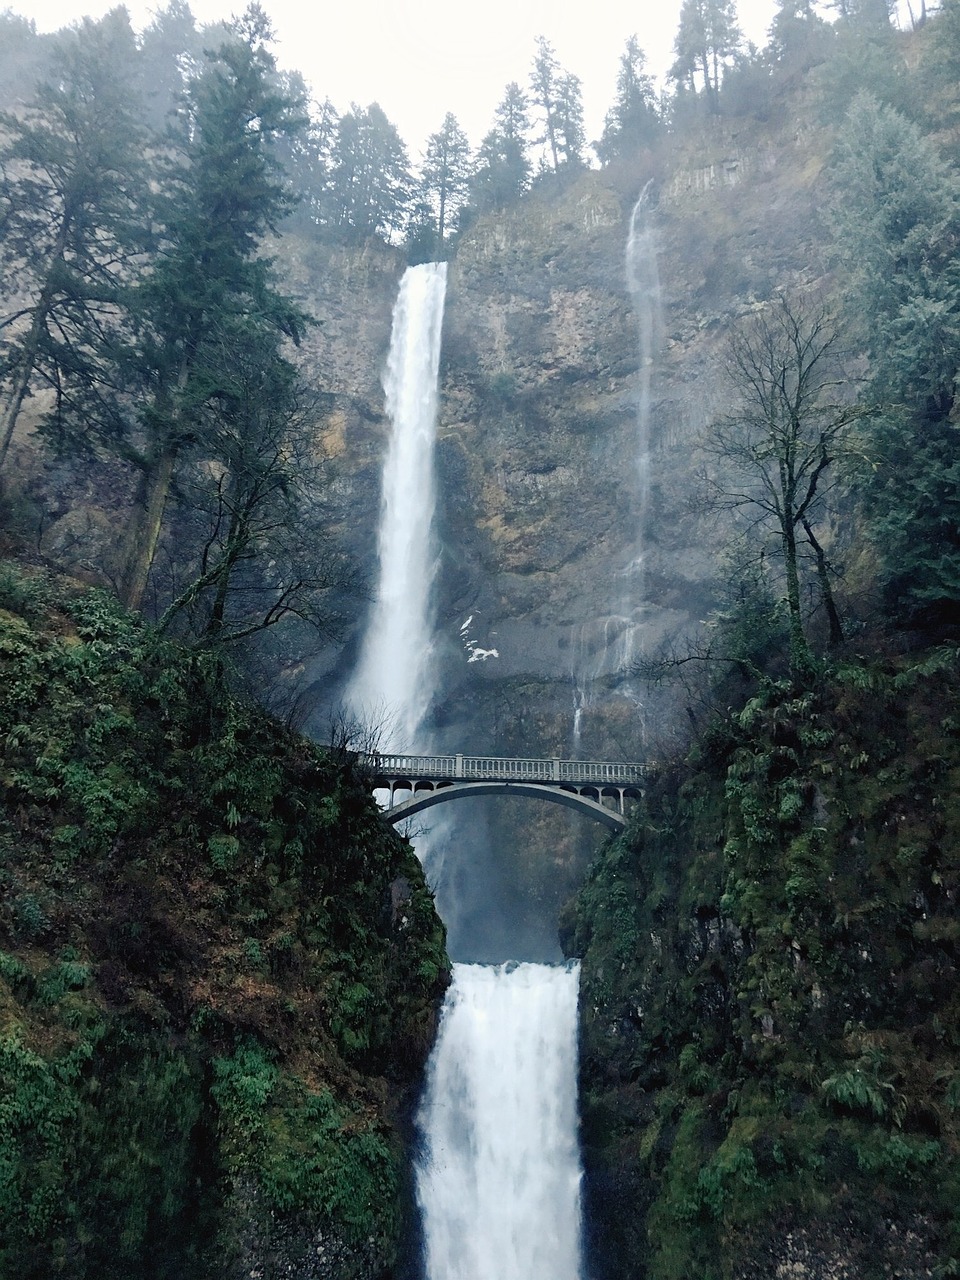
left=701, top=295, right=862, bottom=674
left=155, top=328, right=356, bottom=651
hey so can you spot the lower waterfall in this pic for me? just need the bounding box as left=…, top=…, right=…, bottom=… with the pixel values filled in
left=415, top=962, right=583, bottom=1280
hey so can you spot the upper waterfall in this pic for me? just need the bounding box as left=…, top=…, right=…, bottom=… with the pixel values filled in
left=345, top=262, right=447, bottom=750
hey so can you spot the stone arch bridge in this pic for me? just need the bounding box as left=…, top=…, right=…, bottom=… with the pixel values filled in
left=364, top=753, right=647, bottom=831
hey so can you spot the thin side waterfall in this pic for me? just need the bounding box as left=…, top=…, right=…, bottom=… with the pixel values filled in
left=416, top=963, right=583, bottom=1280
left=626, top=180, right=662, bottom=561
left=570, top=185, right=661, bottom=749
left=345, top=261, right=447, bottom=749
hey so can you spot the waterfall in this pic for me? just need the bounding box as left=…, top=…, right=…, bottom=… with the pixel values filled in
left=626, top=181, right=662, bottom=551
left=348, top=261, right=584, bottom=1280
left=345, top=262, right=447, bottom=750
left=416, top=963, right=583, bottom=1280
left=570, top=185, right=661, bottom=748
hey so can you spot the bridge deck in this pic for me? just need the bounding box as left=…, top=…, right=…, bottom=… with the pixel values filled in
left=365, top=752, right=647, bottom=785
left=363, top=752, right=650, bottom=783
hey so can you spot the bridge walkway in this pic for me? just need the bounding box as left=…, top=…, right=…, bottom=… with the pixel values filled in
left=365, top=753, right=647, bottom=831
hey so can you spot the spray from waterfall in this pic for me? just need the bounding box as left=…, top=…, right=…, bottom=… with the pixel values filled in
left=345, top=263, right=447, bottom=750
left=416, top=963, right=583, bottom=1280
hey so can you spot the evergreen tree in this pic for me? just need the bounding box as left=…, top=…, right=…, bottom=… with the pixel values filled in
left=826, top=0, right=894, bottom=26
left=0, top=12, right=54, bottom=107
left=831, top=94, right=960, bottom=414
left=136, top=0, right=200, bottom=129
left=555, top=73, right=586, bottom=168
left=118, top=4, right=309, bottom=610
left=328, top=103, right=411, bottom=240
left=670, top=0, right=743, bottom=109
left=0, top=8, right=146, bottom=472
left=529, top=37, right=562, bottom=171
left=922, top=0, right=960, bottom=125
left=275, top=83, right=338, bottom=228
left=470, top=82, right=531, bottom=211
left=597, top=36, right=659, bottom=164
left=831, top=94, right=960, bottom=625
left=768, top=0, right=833, bottom=72
left=813, top=4, right=906, bottom=118
left=418, top=112, right=472, bottom=248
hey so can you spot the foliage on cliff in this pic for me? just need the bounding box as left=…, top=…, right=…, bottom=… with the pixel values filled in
left=0, top=562, right=448, bottom=1280
left=567, top=651, right=960, bottom=1279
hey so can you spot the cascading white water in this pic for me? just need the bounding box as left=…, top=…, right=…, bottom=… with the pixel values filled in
left=626, top=181, right=662, bottom=545
left=349, top=262, right=584, bottom=1280
left=416, top=963, right=583, bottom=1280
left=345, top=262, right=447, bottom=749
left=570, top=186, right=661, bottom=748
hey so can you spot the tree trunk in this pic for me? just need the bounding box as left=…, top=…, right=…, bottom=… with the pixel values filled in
left=546, top=116, right=560, bottom=172
left=0, top=217, right=71, bottom=471
left=204, top=508, right=243, bottom=640
left=119, top=441, right=178, bottom=612
left=783, top=523, right=813, bottom=675
left=0, top=334, right=41, bottom=471
left=801, top=514, right=844, bottom=648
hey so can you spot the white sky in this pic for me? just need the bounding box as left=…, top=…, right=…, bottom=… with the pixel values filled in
left=23, top=0, right=780, bottom=156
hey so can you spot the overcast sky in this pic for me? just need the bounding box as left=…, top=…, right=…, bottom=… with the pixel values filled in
left=25, top=0, right=780, bottom=156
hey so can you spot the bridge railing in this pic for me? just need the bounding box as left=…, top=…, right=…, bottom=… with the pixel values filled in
left=366, top=753, right=647, bottom=785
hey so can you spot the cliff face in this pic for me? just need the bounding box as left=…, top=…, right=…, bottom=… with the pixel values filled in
left=284, top=120, right=832, bottom=959
left=294, top=115, right=831, bottom=743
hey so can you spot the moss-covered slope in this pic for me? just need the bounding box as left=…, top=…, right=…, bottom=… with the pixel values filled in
left=567, top=653, right=960, bottom=1279
left=0, top=564, right=448, bottom=1280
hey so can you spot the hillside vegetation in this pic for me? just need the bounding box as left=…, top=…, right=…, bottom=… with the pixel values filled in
left=567, top=652, right=960, bottom=1278
left=0, top=563, right=447, bottom=1280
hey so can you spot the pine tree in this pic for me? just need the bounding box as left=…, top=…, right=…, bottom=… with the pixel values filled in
left=831, top=94, right=960, bottom=625
left=0, top=12, right=53, bottom=107
left=597, top=36, right=659, bottom=163
left=0, top=8, right=146, bottom=471
left=418, top=112, right=472, bottom=248
left=670, top=0, right=743, bottom=109
left=328, top=103, right=411, bottom=240
left=136, top=0, right=200, bottom=129
left=831, top=94, right=960, bottom=415
left=471, top=82, right=532, bottom=211
left=768, top=0, right=833, bottom=71
left=555, top=73, right=586, bottom=168
left=118, top=4, right=309, bottom=610
left=529, top=37, right=562, bottom=172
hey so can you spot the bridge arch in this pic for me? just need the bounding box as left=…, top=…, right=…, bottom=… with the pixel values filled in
left=380, top=780, right=638, bottom=831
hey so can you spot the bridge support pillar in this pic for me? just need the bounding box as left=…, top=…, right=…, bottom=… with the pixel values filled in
left=552, top=758, right=560, bottom=781
left=456, top=754, right=464, bottom=779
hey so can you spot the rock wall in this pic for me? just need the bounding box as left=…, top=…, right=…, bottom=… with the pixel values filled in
left=289, top=124, right=831, bottom=959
